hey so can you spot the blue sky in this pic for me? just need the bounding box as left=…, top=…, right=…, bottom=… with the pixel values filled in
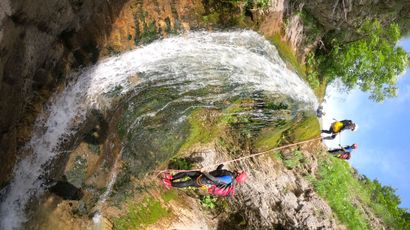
left=322, top=38, right=410, bottom=210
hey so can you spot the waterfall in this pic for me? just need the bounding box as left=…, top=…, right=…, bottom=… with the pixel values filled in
left=0, top=30, right=318, bottom=229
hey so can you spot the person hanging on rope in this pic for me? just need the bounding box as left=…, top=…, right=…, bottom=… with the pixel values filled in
left=161, top=164, right=247, bottom=197
left=321, top=119, right=358, bottom=140
left=328, top=143, right=358, bottom=160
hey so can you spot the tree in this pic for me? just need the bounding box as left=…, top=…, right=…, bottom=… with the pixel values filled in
left=320, top=20, right=409, bottom=102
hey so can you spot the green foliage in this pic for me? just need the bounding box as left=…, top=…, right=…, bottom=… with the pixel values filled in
left=178, top=109, right=222, bottom=153
left=319, top=20, right=409, bottom=102
left=313, top=156, right=410, bottom=229
left=161, top=189, right=178, bottom=202
left=305, top=52, right=320, bottom=89
left=202, top=12, right=220, bottom=24
left=313, top=157, right=369, bottom=229
left=282, top=150, right=305, bottom=169
left=254, top=0, right=270, bottom=9
left=227, top=0, right=270, bottom=9
left=114, top=198, right=169, bottom=230
left=287, top=115, right=320, bottom=142
left=363, top=178, right=410, bottom=229
left=255, top=126, right=284, bottom=150
left=201, top=195, right=218, bottom=209
left=298, top=10, right=324, bottom=44
left=168, top=157, right=193, bottom=170
left=255, top=113, right=319, bottom=151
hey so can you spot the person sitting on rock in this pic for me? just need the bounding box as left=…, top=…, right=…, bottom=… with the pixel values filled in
left=328, top=144, right=358, bottom=160
left=321, top=119, right=357, bottom=140
left=161, top=164, right=247, bottom=197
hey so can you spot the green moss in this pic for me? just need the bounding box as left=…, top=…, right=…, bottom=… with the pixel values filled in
left=114, top=198, right=170, bottom=230
left=269, top=34, right=306, bottom=78
left=202, top=12, right=220, bottom=24
left=282, top=150, right=305, bottom=169
left=177, top=98, right=256, bottom=154
left=288, top=115, right=320, bottom=142
left=168, top=157, right=193, bottom=170
left=254, top=113, right=319, bottom=152
left=117, top=119, right=127, bottom=140
left=140, top=20, right=160, bottom=44
left=161, top=190, right=178, bottom=202
left=254, top=127, right=284, bottom=150
left=178, top=109, right=223, bottom=153
left=268, top=33, right=326, bottom=97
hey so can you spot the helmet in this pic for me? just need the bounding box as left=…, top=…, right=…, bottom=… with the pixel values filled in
left=352, top=143, right=358, bottom=149
left=351, top=123, right=358, bottom=132
left=235, top=171, right=247, bottom=184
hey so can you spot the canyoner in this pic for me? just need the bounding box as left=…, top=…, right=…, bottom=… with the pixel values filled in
left=158, top=137, right=322, bottom=197
left=161, top=164, right=247, bottom=197
left=321, top=119, right=357, bottom=140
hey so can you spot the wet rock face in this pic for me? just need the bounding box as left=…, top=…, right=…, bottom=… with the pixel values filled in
left=0, top=0, right=209, bottom=187
left=0, top=0, right=127, bottom=186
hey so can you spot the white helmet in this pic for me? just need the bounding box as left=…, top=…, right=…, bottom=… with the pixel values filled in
left=352, top=123, right=358, bottom=132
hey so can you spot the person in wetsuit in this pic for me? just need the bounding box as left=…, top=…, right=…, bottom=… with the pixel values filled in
left=162, top=164, right=247, bottom=197
left=328, top=144, right=358, bottom=160
left=322, top=119, right=358, bottom=140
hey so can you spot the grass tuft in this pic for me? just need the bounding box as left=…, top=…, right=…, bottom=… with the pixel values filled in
left=114, top=198, right=170, bottom=230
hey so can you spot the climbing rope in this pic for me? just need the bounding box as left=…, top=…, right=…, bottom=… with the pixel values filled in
left=155, top=136, right=322, bottom=176
left=338, top=133, right=342, bottom=146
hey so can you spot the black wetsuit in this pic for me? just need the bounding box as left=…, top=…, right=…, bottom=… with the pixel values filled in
left=321, top=120, right=354, bottom=140
left=328, top=145, right=353, bottom=160
left=171, top=164, right=235, bottom=188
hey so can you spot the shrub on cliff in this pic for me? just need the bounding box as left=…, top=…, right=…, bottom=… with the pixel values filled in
left=318, top=20, right=409, bottom=102
left=314, top=157, right=410, bottom=229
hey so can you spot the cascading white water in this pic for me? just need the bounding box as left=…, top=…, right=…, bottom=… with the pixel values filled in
left=0, top=30, right=318, bottom=229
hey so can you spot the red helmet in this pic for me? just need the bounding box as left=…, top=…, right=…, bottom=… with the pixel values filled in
left=352, top=144, right=358, bottom=149
left=235, top=171, right=247, bottom=184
